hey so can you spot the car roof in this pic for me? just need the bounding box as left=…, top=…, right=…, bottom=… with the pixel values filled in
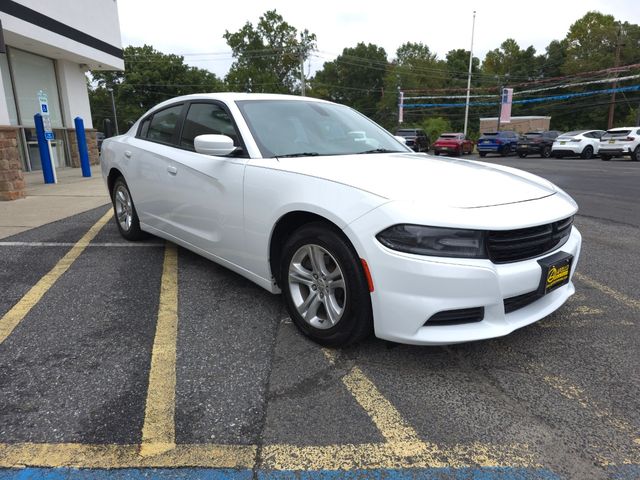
left=148, top=92, right=332, bottom=113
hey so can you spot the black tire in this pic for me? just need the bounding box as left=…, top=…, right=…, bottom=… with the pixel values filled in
left=632, top=146, right=640, bottom=161
left=601, top=155, right=611, bottom=161
left=541, top=145, right=552, bottom=158
left=479, top=152, right=487, bottom=157
left=500, top=144, right=511, bottom=157
left=433, top=151, right=439, bottom=156
left=111, top=176, right=146, bottom=241
left=280, top=222, right=373, bottom=346
left=518, top=152, right=527, bottom=158
left=580, top=146, right=594, bottom=159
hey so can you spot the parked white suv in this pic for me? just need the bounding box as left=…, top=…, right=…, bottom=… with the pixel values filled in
left=598, top=127, right=640, bottom=161
left=551, top=130, right=606, bottom=159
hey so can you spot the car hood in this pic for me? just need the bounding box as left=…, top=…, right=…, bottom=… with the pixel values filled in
left=272, top=152, right=556, bottom=208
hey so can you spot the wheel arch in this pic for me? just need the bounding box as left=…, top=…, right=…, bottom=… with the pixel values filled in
left=107, top=167, right=124, bottom=199
left=268, top=210, right=358, bottom=288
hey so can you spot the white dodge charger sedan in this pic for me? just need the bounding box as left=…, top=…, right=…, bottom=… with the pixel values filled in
left=101, top=93, right=581, bottom=346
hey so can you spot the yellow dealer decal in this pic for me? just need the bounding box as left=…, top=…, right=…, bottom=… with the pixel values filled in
left=547, top=264, right=570, bottom=290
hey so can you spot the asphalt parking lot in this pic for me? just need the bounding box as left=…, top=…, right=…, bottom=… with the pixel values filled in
left=0, top=155, right=638, bottom=479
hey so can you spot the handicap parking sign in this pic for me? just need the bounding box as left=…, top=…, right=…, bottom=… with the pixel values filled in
left=45, top=131, right=54, bottom=140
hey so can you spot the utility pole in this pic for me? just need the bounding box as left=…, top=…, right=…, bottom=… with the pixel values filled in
left=463, top=10, right=476, bottom=137
left=107, top=87, right=119, bottom=135
left=607, top=28, right=624, bottom=129
left=298, top=32, right=306, bottom=97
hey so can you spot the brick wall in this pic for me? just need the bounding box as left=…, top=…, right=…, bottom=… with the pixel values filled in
left=0, top=127, right=26, bottom=201
left=67, top=128, right=100, bottom=168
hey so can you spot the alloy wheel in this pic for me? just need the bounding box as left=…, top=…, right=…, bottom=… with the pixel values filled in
left=288, top=244, right=346, bottom=329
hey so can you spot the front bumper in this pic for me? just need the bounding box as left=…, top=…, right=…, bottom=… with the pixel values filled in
left=345, top=212, right=581, bottom=345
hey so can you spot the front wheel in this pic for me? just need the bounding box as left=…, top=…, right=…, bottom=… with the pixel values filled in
left=111, top=177, right=146, bottom=241
left=280, top=223, right=373, bottom=346
left=632, top=146, right=640, bottom=161
left=541, top=145, right=552, bottom=158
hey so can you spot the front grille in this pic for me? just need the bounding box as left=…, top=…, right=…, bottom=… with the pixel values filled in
left=425, top=307, right=484, bottom=326
left=487, top=216, right=573, bottom=264
left=504, top=290, right=543, bottom=314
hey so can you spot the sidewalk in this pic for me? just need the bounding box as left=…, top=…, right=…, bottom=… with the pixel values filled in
left=0, top=166, right=110, bottom=239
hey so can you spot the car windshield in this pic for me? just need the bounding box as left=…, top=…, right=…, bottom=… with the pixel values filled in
left=236, top=99, right=408, bottom=158
left=480, top=133, right=498, bottom=137
left=524, top=132, right=542, bottom=137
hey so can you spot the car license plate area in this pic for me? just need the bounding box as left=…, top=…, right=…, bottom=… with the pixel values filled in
left=537, top=252, right=573, bottom=295
left=560, top=141, right=566, bottom=145
left=609, top=139, right=615, bottom=144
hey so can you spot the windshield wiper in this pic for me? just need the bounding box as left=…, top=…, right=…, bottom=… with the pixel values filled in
left=276, top=152, right=321, bottom=158
left=357, top=148, right=404, bottom=154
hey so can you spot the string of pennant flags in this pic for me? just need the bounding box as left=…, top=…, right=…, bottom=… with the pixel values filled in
left=401, top=84, right=640, bottom=108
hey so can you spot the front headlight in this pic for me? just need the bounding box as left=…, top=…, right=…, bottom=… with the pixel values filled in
left=376, top=225, right=487, bottom=258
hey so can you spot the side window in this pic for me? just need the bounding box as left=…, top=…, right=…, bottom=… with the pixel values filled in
left=180, top=103, right=239, bottom=151
left=147, top=104, right=183, bottom=144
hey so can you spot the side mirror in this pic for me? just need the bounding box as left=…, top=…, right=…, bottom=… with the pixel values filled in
left=194, top=134, right=237, bottom=156
left=394, top=136, right=407, bottom=145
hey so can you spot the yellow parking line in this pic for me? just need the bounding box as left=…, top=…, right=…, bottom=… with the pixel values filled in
left=0, top=443, right=255, bottom=468
left=320, top=349, right=536, bottom=468
left=140, top=243, right=179, bottom=456
left=575, top=272, right=640, bottom=311
left=0, top=441, right=536, bottom=470
left=0, top=210, right=112, bottom=345
left=543, top=373, right=640, bottom=463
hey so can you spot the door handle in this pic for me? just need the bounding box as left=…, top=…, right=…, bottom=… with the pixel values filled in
left=167, top=166, right=178, bottom=175
left=124, top=150, right=132, bottom=158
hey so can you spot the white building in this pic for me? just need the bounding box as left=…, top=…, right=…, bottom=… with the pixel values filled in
left=0, top=0, right=123, bottom=200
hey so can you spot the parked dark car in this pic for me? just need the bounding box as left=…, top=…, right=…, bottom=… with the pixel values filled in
left=395, top=128, right=430, bottom=152
left=517, top=131, right=561, bottom=158
left=476, top=131, right=519, bottom=157
left=432, top=133, right=474, bottom=156
left=96, top=132, right=105, bottom=152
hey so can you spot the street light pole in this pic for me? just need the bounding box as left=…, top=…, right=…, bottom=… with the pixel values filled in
left=463, top=10, right=476, bottom=137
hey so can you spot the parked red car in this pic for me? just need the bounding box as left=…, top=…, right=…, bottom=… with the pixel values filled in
left=432, top=133, right=474, bottom=156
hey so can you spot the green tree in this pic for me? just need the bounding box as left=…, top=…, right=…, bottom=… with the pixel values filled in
left=482, top=39, right=540, bottom=80
left=89, top=45, right=225, bottom=133
left=223, top=10, right=316, bottom=94
left=311, top=42, right=388, bottom=116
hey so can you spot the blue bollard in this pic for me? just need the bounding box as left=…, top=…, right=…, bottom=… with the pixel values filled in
left=74, top=117, right=92, bottom=177
left=34, top=113, right=55, bottom=184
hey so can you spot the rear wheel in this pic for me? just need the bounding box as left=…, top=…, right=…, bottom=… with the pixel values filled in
left=541, top=145, right=552, bottom=158
left=433, top=151, right=439, bottom=156
left=281, top=223, right=373, bottom=346
left=111, top=177, right=146, bottom=241
left=518, top=152, right=527, bottom=158
left=479, top=152, right=487, bottom=158
left=580, top=146, right=594, bottom=159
